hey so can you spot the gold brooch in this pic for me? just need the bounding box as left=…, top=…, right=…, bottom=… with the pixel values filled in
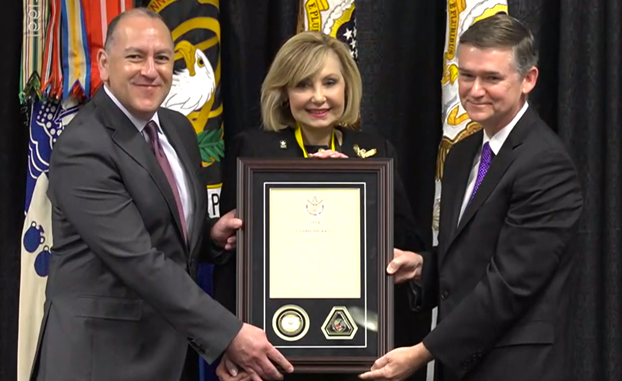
left=354, top=144, right=377, bottom=158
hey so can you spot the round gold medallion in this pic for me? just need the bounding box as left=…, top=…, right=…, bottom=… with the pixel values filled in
left=272, top=305, right=310, bottom=342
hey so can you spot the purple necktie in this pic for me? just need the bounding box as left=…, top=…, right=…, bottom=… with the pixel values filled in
left=144, top=121, right=188, bottom=242
left=470, top=142, right=494, bottom=202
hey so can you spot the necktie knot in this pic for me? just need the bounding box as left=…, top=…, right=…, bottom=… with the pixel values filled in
left=144, top=121, right=163, bottom=155
left=480, top=142, right=493, bottom=165
left=144, top=120, right=158, bottom=140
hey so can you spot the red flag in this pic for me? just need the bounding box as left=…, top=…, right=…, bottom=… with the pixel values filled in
left=83, top=0, right=134, bottom=98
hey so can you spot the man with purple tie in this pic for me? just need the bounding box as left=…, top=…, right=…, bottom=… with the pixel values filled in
left=360, top=14, right=583, bottom=381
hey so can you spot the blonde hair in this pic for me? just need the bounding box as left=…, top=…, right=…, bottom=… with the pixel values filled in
left=260, top=31, right=362, bottom=131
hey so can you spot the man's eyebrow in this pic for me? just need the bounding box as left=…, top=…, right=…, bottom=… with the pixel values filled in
left=122, top=47, right=174, bottom=55
left=458, top=68, right=504, bottom=76
left=154, top=48, right=174, bottom=55
left=123, top=47, right=144, bottom=54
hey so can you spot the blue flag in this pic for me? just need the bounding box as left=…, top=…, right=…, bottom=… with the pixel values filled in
left=17, top=97, right=80, bottom=381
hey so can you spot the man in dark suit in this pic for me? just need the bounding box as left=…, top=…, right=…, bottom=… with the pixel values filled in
left=360, top=14, right=583, bottom=381
left=31, top=8, right=292, bottom=381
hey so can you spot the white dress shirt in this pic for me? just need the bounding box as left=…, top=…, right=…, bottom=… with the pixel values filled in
left=457, top=102, right=529, bottom=224
left=104, top=86, right=194, bottom=235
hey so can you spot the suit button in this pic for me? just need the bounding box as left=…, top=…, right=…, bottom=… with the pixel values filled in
left=188, top=337, right=206, bottom=354
left=441, top=290, right=449, bottom=300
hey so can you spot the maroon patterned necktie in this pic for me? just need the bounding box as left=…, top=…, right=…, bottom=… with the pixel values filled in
left=469, top=142, right=494, bottom=202
left=144, top=121, right=188, bottom=242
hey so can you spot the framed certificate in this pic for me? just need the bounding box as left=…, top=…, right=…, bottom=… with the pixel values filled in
left=236, top=158, right=394, bottom=373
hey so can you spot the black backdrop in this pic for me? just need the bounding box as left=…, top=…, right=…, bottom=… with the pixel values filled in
left=1, top=1, right=620, bottom=380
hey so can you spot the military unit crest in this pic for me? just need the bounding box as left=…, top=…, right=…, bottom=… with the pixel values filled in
left=321, top=306, right=358, bottom=339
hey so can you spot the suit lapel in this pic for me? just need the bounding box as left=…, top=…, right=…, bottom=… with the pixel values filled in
left=94, top=89, right=187, bottom=247
left=273, top=128, right=305, bottom=157
left=447, top=107, right=537, bottom=250
left=335, top=128, right=358, bottom=158
left=159, top=116, right=201, bottom=253
left=278, top=127, right=359, bottom=157
left=274, top=127, right=384, bottom=158
left=441, top=132, right=481, bottom=255
left=340, top=129, right=357, bottom=157
left=338, top=128, right=379, bottom=158
left=454, top=140, right=515, bottom=237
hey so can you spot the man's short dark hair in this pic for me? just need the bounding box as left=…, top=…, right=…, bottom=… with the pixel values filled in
left=459, top=13, right=538, bottom=77
left=104, top=7, right=166, bottom=52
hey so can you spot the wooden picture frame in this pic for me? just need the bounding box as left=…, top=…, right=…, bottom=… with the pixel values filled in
left=236, top=158, right=394, bottom=373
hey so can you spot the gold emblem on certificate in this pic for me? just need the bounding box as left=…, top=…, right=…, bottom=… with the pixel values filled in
left=305, top=196, right=324, bottom=216
left=272, top=305, right=310, bottom=341
left=321, top=306, right=358, bottom=340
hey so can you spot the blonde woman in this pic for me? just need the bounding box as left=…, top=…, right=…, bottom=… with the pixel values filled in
left=214, top=31, right=427, bottom=381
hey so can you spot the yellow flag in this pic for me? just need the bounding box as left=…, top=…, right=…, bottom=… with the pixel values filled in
left=432, top=0, right=508, bottom=243
left=298, top=0, right=357, bottom=60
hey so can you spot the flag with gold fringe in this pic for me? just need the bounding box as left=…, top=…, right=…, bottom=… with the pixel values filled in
left=432, top=0, right=508, bottom=245
left=39, top=0, right=63, bottom=99
left=21, top=0, right=48, bottom=102
left=60, top=0, right=90, bottom=101
left=298, top=0, right=357, bottom=61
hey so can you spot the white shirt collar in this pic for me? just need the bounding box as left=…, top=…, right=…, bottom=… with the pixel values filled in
left=103, top=85, right=161, bottom=132
left=483, top=101, right=529, bottom=154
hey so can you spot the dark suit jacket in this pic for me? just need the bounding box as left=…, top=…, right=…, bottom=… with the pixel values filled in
left=31, top=89, right=242, bottom=381
left=416, top=107, right=583, bottom=381
left=213, top=126, right=426, bottom=381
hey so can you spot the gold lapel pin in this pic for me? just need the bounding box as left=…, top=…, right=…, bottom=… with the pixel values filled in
left=354, top=144, right=377, bottom=158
